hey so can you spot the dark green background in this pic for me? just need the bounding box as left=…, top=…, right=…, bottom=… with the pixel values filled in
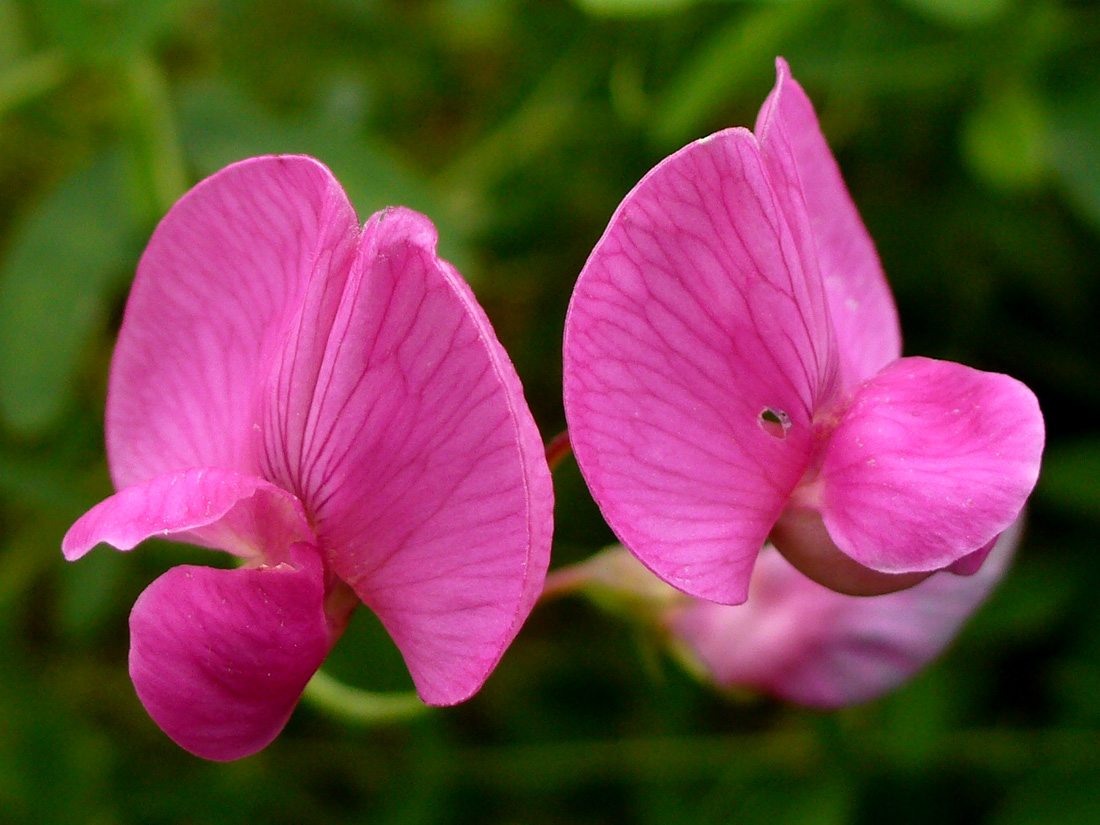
left=1, top=0, right=1098, bottom=822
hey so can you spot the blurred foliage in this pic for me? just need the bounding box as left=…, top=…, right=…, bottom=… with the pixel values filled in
left=0, top=0, right=1097, bottom=822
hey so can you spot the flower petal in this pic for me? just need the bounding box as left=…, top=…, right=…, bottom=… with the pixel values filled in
left=129, top=545, right=332, bottom=761
left=260, top=207, right=553, bottom=705
left=61, top=467, right=314, bottom=562
left=106, top=156, right=360, bottom=489
left=756, top=58, right=901, bottom=387
left=947, top=534, right=998, bottom=576
left=819, top=357, right=1044, bottom=573
left=563, top=128, right=838, bottom=604
left=667, top=524, right=1016, bottom=707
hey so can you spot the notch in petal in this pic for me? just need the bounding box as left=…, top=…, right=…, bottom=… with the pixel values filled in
left=62, top=467, right=314, bottom=562
left=819, top=357, right=1044, bottom=573
left=264, top=207, right=553, bottom=705
left=129, top=546, right=331, bottom=761
left=563, top=128, right=837, bottom=604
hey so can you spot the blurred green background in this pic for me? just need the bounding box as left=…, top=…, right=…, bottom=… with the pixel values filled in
left=1, top=0, right=1098, bottom=822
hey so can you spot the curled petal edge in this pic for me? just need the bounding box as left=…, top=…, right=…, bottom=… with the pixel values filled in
left=62, top=467, right=315, bottom=563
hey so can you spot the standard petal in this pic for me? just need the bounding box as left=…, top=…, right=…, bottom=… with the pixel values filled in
left=129, top=545, right=332, bottom=761
left=818, top=357, right=1044, bottom=573
left=563, top=128, right=838, bottom=604
left=756, top=58, right=901, bottom=387
left=62, top=467, right=314, bottom=562
left=667, top=526, right=1016, bottom=707
left=106, top=155, right=360, bottom=489
left=260, top=207, right=553, bottom=706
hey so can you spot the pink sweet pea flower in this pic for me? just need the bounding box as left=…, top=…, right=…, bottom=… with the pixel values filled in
left=63, top=156, right=553, bottom=761
left=665, top=521, right=1018, bottom=707
left=562, top=58, right=1043, bottom=602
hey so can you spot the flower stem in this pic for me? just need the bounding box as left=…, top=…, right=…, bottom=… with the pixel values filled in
left=301, top=670, right=430, bottom=725
left=544, top=429, right=573, bottom=472
left=539, top=564, right=591, bottom=602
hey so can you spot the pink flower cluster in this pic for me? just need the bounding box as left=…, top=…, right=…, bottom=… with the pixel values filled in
left=65, top=59, right=1043, bottom=759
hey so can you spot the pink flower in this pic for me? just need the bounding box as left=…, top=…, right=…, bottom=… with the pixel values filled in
left=562, top=59, right=1043, bottom=602
left=63, top=156, right=553, bottom=761
left=665, top=522, right=1018, bottom=707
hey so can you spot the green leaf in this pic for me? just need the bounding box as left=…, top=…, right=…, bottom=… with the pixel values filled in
left=575, top=0, right=708, bottom=17
left=1050, top=76, right=1100, bottom=231
left=994, top=771, right=1100, bottom=825
left=31, top=0, right=190, bottom=62
left=895, top=0, right=1012, bottom=28
left=699, top=772, right=855, bottom=825
left=962, top=84, right=1049, bottom=192
left=0, top=50, right=68, bottom=116
left=55, top=542, right=128, bottom=640
left=0, top=0, right=27, bottom=66
left=1035, top=437, right=1100, bottom=522
left=974, top=555, right=1082, bottom=642
left=0, top=152, right=138, bottom=437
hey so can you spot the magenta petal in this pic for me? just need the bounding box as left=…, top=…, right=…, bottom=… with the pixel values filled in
left=563, top=128, right=838, bottom=604
left=819, top=357, right=1044, bottom=573
left=261, top=207, right=552, bottom=705
left=106, top=156, right=360, bottom=489
left=61, top=467, right=314, bottom=562
left=129, top=546, right=331, bottom=760
left=756, top=58, right=901, bottom=387
left=668, top=525, right=1016, bottom=707
left=948, top=535, right=999, bottom=576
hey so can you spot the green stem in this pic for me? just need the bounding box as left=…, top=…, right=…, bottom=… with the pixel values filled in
left=0, top=50, right=68, bottom=116
left=301, top=670, right=430, bottom=725
left=544, top=429, right=573, bottom=473
left=124, top=52, right=188, bottom=219
left=539, top=563, right=591, bottom=602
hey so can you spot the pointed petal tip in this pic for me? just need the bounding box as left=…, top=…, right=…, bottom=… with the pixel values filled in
left=289, top=202, right=552, bottom=709
left=369, top=204, right=439, bottom=243
left=756, top=54, right=901, bottom=386
left=61, top=522, right=106, bottom=561
left=774, top=55, right=791, bottom=81
left=62, top=468, right=314, bottom=565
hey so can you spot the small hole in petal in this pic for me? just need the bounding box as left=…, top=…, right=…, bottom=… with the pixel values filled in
left=758, top=407, right=791, bottom=439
